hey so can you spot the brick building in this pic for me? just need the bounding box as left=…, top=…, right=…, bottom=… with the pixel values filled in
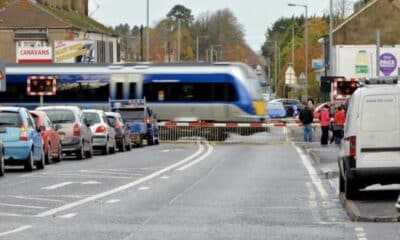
left=0, top=0, right=119, bottom=63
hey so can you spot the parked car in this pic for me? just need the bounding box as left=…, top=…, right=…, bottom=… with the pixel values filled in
left=83, top=109, right=117, bottom=155
left=270, top=98, right=302, bottom=117
left=266, top=101, right=286, bottom=119
left=0, top=107, right=45, bottom=171
left=30, top=110, right=62, bottom=164
left=0, top=140, right=4, bottom=176
left=105, top=112, right=132, bottom=152
left=36, top=106, right=93, bottom=160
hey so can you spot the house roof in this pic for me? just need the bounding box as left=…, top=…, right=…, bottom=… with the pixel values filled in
left=0, top=0, right=115, bottom=35
left=333, top=0, right=379, bottom=33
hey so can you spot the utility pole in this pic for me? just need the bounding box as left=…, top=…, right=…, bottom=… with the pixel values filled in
left=329, top=0, right=334, bottom=76
left=146, top=0, right=150, bottom=61
left=177, top=18, right=181, bottom=61
left=376, top=29, right=381, bottom=76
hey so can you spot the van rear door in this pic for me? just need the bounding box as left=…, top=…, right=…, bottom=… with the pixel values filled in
left=357, top=92, right=400, bottom=168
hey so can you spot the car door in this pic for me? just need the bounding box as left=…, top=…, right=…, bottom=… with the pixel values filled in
left=25, top=111, right=43, bottom=160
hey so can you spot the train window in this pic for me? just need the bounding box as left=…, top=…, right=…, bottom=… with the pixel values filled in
left=129, top=83, right=136, bottom=99
left=143, top=83, right=237, bottom=102
left=116, top=82, right=123, bottom=99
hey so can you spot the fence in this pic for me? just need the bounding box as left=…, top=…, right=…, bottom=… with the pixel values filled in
left=159, top=122, right=322, bottom=144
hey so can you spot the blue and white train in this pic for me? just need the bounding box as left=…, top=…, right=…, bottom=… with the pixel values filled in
left=3, top=62, right=266, bottom=122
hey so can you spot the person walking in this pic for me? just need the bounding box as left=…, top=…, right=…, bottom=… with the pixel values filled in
left=299, top=102, right=314, bottom=142
left=333, top=105, right=346, bottom=145
left=320, top=105, right=331, bottom=145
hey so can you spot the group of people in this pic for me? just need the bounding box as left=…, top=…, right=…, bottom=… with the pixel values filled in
left=298, top=99, right=346, bottom=146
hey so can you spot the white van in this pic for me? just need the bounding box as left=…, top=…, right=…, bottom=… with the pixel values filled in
left=338, top=77, right=400, bottom=199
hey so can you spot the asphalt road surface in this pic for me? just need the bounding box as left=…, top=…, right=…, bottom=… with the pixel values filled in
left=0, top=142, right=399, bottom=239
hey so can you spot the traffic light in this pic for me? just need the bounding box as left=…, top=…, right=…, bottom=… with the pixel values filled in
left=336, top=81, right=358, bottom=95
left=30, top=79, right=53, bottom=93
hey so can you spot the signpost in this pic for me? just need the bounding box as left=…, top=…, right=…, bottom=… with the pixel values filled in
left=27, top=76, right=57, bottom=106
left=285, top=65, right=296, bottom=98
left=299, top=72, right=307, bottom=102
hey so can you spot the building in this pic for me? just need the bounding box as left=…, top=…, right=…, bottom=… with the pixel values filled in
left=0, top=0, right=119, bottom=64
left=325, top=0, right=400, bottom=78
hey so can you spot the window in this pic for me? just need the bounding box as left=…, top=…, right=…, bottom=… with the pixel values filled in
left=143, top=83, right=238, bottom=102
left=129, top=83, right=136, bottom=99
left=0, top=112, right=21, bottom=127
left=44, top=110, right=76, bottom=124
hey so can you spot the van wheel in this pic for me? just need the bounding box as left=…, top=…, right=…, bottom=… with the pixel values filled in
left=345, top=174, right=358, bottom=199
left=0, top=157, right=4, bottom=176
left=24, top=151, right=34, bottom=171
left=36, top=150, right=45, bottom=170
left=339, top=173, right=345, bottom=193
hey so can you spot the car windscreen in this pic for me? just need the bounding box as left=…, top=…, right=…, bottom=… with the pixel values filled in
left=117, top=108, right=145, bottom=121
left=43, top=110, right=75, bottom=124
left=83, top=112, right=101, bottom=124
left=0, top=112, right=21, bottom=127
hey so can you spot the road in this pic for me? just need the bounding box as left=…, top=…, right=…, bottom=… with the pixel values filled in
left=0, top=142, right=399, bottom=239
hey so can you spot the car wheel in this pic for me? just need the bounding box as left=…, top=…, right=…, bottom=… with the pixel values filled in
left=24, top=150, right=34, bottom=171
left=109, top=139, right=116, bottom=154
left=147, top=135, right=154, bottom=146
left=138, top=137, right=143, bottom=147
left=102, top=141, right=109, bottom=155
left=54, top=144, right=62, bottom=162
left=36, top=149, right=45, bottom=170
left=45, top=144, right=52, bottom=164
left=120, top=138, right=126, bottom=152
left=126, top=138, right=132, bottom=151
left=76, top=142, right=85, bottom=160
left=0, top=157, right=4, bottom=176
left=154, top=138, right=159, bottom=145
left=85, top=142, right=93, bottom=159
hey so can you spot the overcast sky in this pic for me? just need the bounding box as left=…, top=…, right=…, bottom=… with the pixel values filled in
left=89, top=0, right=350, bottom=51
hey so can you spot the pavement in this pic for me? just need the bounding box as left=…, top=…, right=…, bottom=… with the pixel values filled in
left=304, top=141, right=400, bottom=222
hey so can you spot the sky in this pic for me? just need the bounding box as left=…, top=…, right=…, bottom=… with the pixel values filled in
left=89, top=1, right=341, bottom=52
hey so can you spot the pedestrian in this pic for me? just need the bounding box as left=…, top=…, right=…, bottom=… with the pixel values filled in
left=307, top=98, right=315, bottom=111
left=333, top=105, right=346, bottom=145
left=299, top=101, right=314, bottom=142
left=320, top=105, right=330, bottom=145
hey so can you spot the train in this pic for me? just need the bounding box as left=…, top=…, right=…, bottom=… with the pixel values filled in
left=3, top=62, right=266, bottom=122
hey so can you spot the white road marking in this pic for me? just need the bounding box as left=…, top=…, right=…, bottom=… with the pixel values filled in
left=29, top=173, right=132, bottom=180
left=0, top=212, right=25, bottom=217
left=138, top=186, right=150, bottom=191
left=355, top=227, right=365, bottom=232
left=43, top=182, right=74, bottom=190
left=36, top=142, right=207, bottom=217
left=0, top=203, right=46, bottom=209
left=106, top=199, right=120, bottom=204
left=177, top=142, right=213, bottom=171
left=294, top=144, right=328, bottom=200
left=58, top=213, right=78, bottom=219
left=81, top=181, right=101, bottom=185
left=355, top=227, right=368, bottom=240
left=162, top=149, right=171, bottom=153
left=160, top=175, right=169, bottom=179
left=0, top=225, right=32, bottom=237
left=12, top=196, right=65, bottom=203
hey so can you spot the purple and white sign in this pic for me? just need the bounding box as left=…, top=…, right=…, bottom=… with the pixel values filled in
left=380, top=53, right=397, bottom=76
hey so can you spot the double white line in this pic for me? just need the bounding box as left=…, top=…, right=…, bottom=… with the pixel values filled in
left=36, top=141, right=213, bottom=218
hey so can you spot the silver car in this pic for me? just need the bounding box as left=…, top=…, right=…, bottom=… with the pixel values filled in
left=36, top=106, right=93, bottom=160
left=83, top=109, right=117, bottom=155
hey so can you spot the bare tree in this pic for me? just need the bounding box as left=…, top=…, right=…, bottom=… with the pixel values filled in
left=335, top=0, right=353, bottom=20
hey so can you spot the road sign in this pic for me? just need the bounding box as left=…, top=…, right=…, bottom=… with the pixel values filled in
left=299, top=72, right=306, bottom=83
left=285, top=65, right=296, bottom=85
left=0, top=61, right=6, bottom=92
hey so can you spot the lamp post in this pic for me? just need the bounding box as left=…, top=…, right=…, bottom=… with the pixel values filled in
left=288, top=3, right=308, bottom=100
left=146, top=0, right=150, bottom=61
left=329, top=0, right=334, bottom=76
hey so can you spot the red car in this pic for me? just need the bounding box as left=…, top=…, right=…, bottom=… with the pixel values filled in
left=30, top=110, right=62, bottom=163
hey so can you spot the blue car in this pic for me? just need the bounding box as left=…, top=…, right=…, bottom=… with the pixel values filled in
left=0, top=107, right=45, bottom=171
left=267, top=101, right=287, bottom=118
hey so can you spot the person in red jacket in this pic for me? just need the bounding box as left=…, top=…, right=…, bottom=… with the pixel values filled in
left=333, top=105, right=346, bottom=145
left=319, top=105, right=330, bottom=145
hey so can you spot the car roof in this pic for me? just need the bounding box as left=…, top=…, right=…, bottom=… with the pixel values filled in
left=82, top=109, right=104, bottom=114
left=0, top=106, right=26, bottom=112
left=37, top=106, right=81, bottom=111
left=105, top=112, right=120, bottom=117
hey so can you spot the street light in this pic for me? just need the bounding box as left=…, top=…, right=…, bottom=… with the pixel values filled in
left=146, top=0, right=150, bottom=61
left=288, top=2, right=308, bottom=101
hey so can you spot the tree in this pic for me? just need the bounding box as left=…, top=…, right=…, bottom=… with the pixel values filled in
left=166, top=4, right=194, bottom=31
left=334, top=0, right=353, bottom=21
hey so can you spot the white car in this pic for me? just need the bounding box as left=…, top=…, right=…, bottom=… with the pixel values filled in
left=83, top=109, right=117, bottom=155
left=338, top=77, right=400, bottom=199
